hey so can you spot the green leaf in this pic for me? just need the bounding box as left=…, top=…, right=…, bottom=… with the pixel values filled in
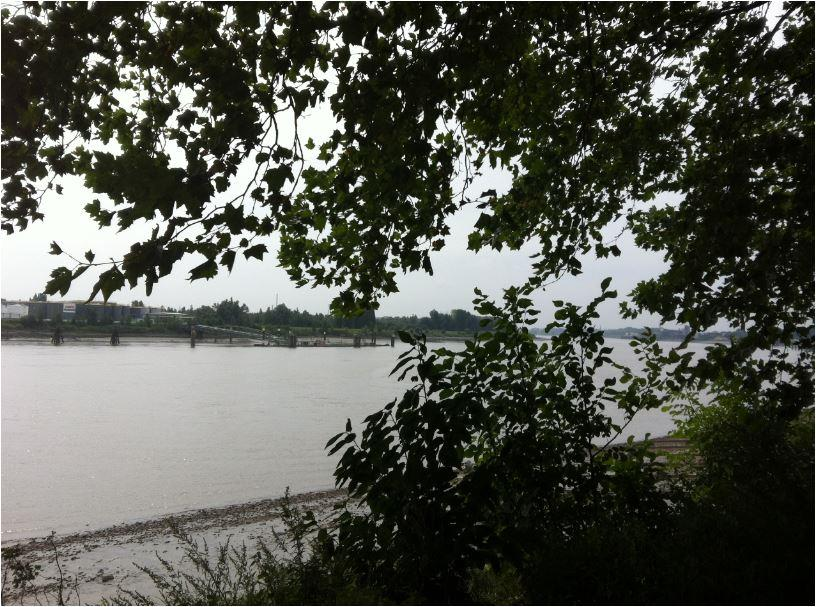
left=243, top=244, right=267, bottom=260
left=389, top=356, right=414, bottom=377
left=220, top=250, right=236, bottom=272
left=44, top=266, right=72, bottom=296
left=325, top=432, right=345, bottom=449
left=189, top=259, right=218, bottom=281
left=98, top=267, right=126, bottom=301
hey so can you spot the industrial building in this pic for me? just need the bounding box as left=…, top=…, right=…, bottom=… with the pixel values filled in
left=3, top=300, right=189, bottom=324
left=1, top=301, right=29, bottom=319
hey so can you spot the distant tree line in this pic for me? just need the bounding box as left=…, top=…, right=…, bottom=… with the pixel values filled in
left=378, top=309, right=487, bottom=333
left=170, top=299, right=489, bottom=333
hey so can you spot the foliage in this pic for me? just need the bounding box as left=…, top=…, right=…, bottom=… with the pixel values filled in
left=2, top=2, right=811, bottom=331
left=327, top=281, right=675, bottom=601
left=3, top=0, right=810, bottom=419
left=106, top=491, right=382, bottom=606
left=174, top=298, right=488, bottom=334
left=466, top=565, right=526, bottom=606
left=3, top=0, right=811, bottom=428
left=214, top=298, right=249, bottom=326
left=1, top=545, right=42, bottom=603
left=2, top=2, right=813, bottom=604
left=378, top=308, right=488, bottom=333
left=1, top=532, right=80, bottom=606
left=659, top=397, right=815, bottom=604
left=19, top=314, right=43, bottom=329
left=513, top=392, right=812, bottom=604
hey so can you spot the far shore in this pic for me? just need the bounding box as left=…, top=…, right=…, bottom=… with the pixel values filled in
left=0, top=332, right=731, bottom=345
left=0, top=331, right=475, bottom=344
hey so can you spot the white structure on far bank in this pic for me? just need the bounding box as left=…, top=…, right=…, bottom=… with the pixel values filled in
left=1, top=302, right=29, bottom=319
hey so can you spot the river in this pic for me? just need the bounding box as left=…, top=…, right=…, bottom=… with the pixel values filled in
left=1, top=338, right=704, bottom=541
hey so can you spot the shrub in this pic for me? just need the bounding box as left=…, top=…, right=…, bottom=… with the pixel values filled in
left=328, top=282, right=675, bottom=602
left=106, top=491, right=383, bottom=606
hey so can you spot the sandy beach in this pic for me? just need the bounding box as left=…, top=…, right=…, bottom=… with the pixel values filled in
left=1, top=489, right=347, bottom=605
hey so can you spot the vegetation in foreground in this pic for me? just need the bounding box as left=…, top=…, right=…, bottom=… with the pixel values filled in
left=1, top=1, right=812, bottom=604
left=3, top=304, right=812, bottom=605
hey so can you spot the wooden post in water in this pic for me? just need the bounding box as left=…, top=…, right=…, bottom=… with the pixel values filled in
left=390, top=334, right=395, bottom=347
left=190, top=326, right=197, bottom=348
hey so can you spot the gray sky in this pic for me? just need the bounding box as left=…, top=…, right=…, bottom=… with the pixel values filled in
left=3, top=2, right=792, bottom=327
left=0, top=170, right=670, bottom=328
left=1, top=66, right=674, bottom=329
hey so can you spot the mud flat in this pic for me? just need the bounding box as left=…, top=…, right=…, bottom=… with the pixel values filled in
left=1, top=489, right=346, bottom=605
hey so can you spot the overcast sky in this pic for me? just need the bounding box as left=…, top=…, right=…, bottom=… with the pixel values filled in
left=3, top=2, right=794, bottom=330
left=0, top=172, right=672, bottom=329
left=0, top=64, right=677, bottom=330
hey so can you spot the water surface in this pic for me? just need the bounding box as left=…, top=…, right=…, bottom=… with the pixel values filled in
left=1, top=339, right=694, bottom=540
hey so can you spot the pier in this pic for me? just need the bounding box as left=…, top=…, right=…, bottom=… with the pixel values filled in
left=192, top=324, right=393, bottom=348
left=5, top=323, right=396, bottom=349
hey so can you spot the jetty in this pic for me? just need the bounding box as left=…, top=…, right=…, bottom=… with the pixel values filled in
left=190, top=324, right=394, bottom=348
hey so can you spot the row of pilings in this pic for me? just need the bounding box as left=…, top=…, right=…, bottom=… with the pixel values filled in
left=48, top=325, right=395, bottom=348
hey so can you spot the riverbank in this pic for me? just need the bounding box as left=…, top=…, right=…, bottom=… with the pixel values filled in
left=0, top=330, right=474, bottom=345
left=1, top=489, right=347, bottom=605
left=0, top=333, right=191, bottom=344
left=0, top=327, right=476, bottom=342
left=1, top=438, right=688, bottom=605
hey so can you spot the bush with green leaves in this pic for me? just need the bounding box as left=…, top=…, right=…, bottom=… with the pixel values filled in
left=327, top=280, right=679, bottom=602
left=322, top=278, right=813, bottom=603
left=2, top=2, right=813, bottom=603
left=660, top=390, right=815, bottom=604
left=1, top=545, right=42, bottom=604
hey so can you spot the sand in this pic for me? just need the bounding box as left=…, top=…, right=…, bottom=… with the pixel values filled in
left=1, top=489, right=347, bottom=605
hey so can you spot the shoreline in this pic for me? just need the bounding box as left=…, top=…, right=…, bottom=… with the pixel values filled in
left=1, top=488, right=347, bottom=550
left=0, top=331, right=733, bottom=345
left=1, top=488, right=347, bottom=605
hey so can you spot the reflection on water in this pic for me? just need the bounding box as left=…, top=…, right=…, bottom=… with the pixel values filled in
left=1, top=339, right=697, bottom=540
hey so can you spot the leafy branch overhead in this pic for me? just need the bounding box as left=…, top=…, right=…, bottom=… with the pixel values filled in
left=2, top=3, right=812, bottom=339
left=3, top=4, right=812, bottom=603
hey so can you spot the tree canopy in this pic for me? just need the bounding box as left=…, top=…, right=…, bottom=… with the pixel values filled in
left=2, top=3, right=813, bottom=603
left=3, top=0, right=812, bottom=410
